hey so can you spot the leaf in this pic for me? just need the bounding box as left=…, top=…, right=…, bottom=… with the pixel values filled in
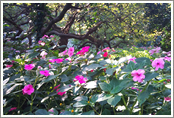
left=102, top=109, right=111, bottom=115
left=122, top=61, right=135, bottom=72
left=107, top=95, right=121, bottom=107
left=73, top=101, right=88, bottom=107
left=135, top=57, right=151, bottom=65
left=110, top=85, right=123, bottom=94
left=35, top=109, right=49, bottom=115
left=28, top=52, right=39, bottom=59
left=109, top=79, right=120, bottom=88
left=60, top=74, right=69, bottom=82
left=99, top=60, right=108, bottom=66
left=83, top=64, right=101, bottom=71
left=58, top=45, right=66, bottom=49
left=58, top=84, right=74, bottom=92
left=74, top=96, right=88, bottom=101
left=137, top=85, right=153, bottom=106
left=42, top=75, right=59, bottom=83
left=91, top=93, right=113, bottom=103
left=144, top=72, right=159, bottom=82
left=84, top=80, right=98, bottom=89
left=106, top=67, right=118, bottom=76
left=48, top=108, right=59, bottom=115
left=81, top=110, right=95, bottom=115
left=4, top=83, right=22, bottom=95
left=99, top=82, right=112, bottom=92
left=59, top=110, right=72, bottom=115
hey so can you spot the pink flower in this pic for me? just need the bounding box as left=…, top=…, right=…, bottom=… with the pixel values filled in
left=38, top=66, right=42, bottom=69
left=48, top=109, right=54, bottom=112
left=42, top=35, right=49, bottom=39
left=164, top=97, right=171, bottom=102
left=38, top=40, right=42, bottom=44
left=6, top=64, right=13, bottom=68
left=40, top=42, right=45, bottom=46
left=9, top=107, right=17, bottom=112
left=131, top=69, right=145, bottom=83
left=68, top=47, right=74, bottom=57
left=24, top=64, right=35, bottom=70
left=149, top=47, right=161, bottom=55
left=74, top=75, right=87, bottom=84
left=131, top=87, right=139, bottom=91
left=50, top=35, right=54, bottom=38
left=97, top=51, right=101, bottom=55
left=53, top=84, right=60, bottom=90
left=129, top=57, right=136, bottom=63
left=49, top=59, right=56, bottom=63
left=76, top=46, right=90, bottom=56
left=91, top=70, right=94, bottom=72
left=57, top=89, right=66, bottom=96
left=11, top=60, right=15, bottom=63
left=163, top=56, right=171, bottom=61
left=22, top=84, right=34, bottom=95
left=49, top=64, right=52, bottom=69
left=40, top=70, right=50, bottom=76
left=102, top=47, right=110, bottom=52
left=103, top=52, right=108, bottom=57
left=152, top=58, right=165, bottom=71
left=54, top=58, right=64, bottom=63
left=40, top=51, right=47, bottom=57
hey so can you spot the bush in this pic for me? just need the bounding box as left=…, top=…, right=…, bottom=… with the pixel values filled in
left=3, top=36, right=171, bottom=115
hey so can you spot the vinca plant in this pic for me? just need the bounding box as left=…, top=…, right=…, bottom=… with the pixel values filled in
left=3, top=35, right=171, bottom=115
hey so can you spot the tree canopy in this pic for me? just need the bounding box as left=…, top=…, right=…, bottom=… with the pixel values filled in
left=3, top=3, right=171, bottom=52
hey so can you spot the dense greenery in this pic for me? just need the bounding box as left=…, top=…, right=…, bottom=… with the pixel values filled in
left=3, top=2, right=171, bottom=116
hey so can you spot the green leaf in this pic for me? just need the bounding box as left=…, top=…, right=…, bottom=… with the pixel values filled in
left=106, top=67, right=118, bottom=76
left=110, top=85, right=123, bottom=94
left=91, top=93, right=113, bottom=103
left=48, top=108, right=59, bottom=115
left=138, top=85, right=153, bottom=106
left=99, top=82, right=112, bottom=92
left=144, top=72, right=159, bottom=82
left=58, top=84, right=74, bottom=92
left=135, top=57, right=151, bottom=65
left=74, top=96, right=88, bottom=101
left=73, top=101, right=88, bottom=107
left=122, top=61, right=135, bottom=72
left=58, top=45, right=66, bottom=49
left=83, top=64, right=101, bottom=71
left=107, top=95, right=121, bottom=107
left=84, top=80, right=98, bottom=89
left=60, top=74, right=69, bottom=82
left=42, top=75, right=59, bottom=83
left=102, top=109, right=111, bottom=115
left=28, top=52, right=39, bottom=59
left=81, top=110, right=95, bottom=115
left=109, top=79, right=120, bottom=88
left=35, top=109, right=49, bottom=115
left=59, top=110, right=72, bottom=115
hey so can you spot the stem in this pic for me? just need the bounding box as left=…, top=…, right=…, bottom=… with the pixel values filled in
left=130, top=98, right=137, bottom=114
left=141, top=104, right=143, bottom=115
left=121, top=95, right=128, bottom=110
left=113, top=107, right=116, bottom=115
left=30, top=94, right=33, bottom=112
left=91, top=106, right=100, bottom=115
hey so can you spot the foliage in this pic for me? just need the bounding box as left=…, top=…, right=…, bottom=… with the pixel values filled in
left=3, top=36, right=171, bottom=115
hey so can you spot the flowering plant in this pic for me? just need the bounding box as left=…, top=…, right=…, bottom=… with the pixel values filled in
left=3, top=36, right=171, bottom=116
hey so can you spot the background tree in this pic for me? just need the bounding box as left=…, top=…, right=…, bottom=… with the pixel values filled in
left=3, top=3, right=171, bottom=52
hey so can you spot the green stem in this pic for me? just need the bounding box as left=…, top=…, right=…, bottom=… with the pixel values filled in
left=30, top=94, right=33, bottom=112
left=141, top=104, right=143, bottom=115
left=121, top=95, right=128, bottom=110
left=113, top=107, right=116, bottom=115
left=130, top=98, right=137, bottom=114
left=91, top=106, right=100, bottom=115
